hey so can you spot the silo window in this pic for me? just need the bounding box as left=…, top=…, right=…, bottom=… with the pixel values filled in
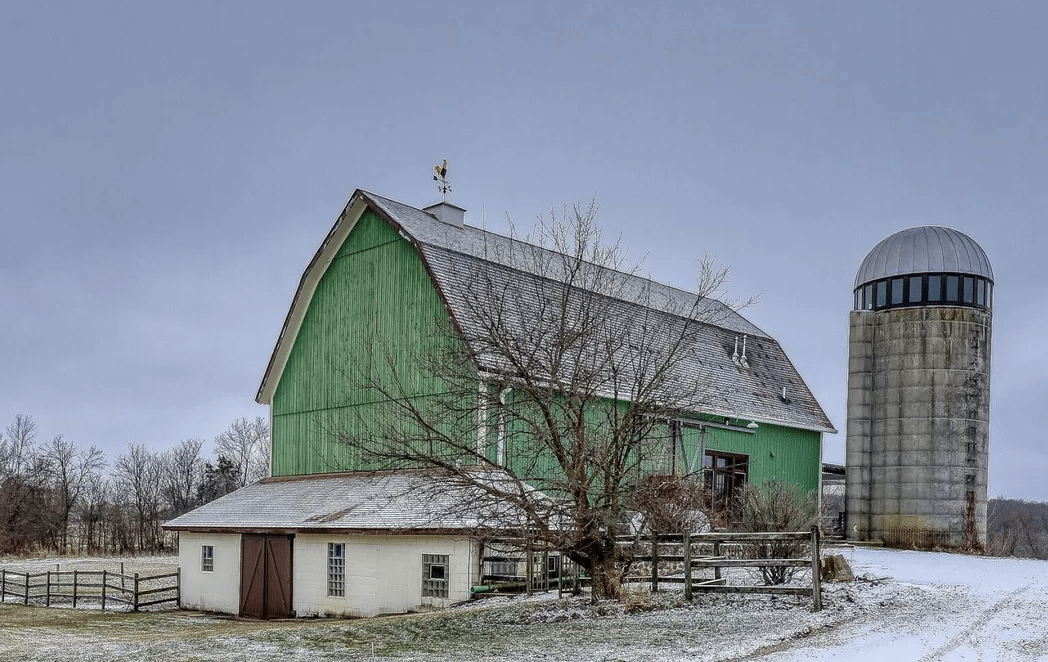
left=963, top=277, right=974, bottom=304
left=977, top=279, right=986, bottom=306
left=928, top=275, right=942, bottom=302
left=864, top=284, right=873, bottom=309
left=854, top=289, right=861, bottom=310
left=876, top=281, right=887, bottom=307
left=908, top=276, right=922, bottom=303
left=946, top=276, right=960, bottom=302
left=891, top=278, right=904, bottom=305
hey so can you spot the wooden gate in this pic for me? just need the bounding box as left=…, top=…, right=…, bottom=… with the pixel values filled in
left=240, top=534, right=294, bottom=619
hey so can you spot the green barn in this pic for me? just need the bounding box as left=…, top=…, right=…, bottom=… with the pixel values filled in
left=166, top=189, right=834, bottom=618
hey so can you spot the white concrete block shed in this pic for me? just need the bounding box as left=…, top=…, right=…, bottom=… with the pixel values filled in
left=164, top=471, right=515, bottom=618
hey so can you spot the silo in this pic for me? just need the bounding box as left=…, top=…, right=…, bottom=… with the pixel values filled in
left=846, top=227, right=993, bottom=549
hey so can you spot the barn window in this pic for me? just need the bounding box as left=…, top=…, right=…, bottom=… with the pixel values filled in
left=327, top=543, right=345, bottom=597
left=422, top=554, right=449, bottom=598
left=201, top=545, right=214, bottom=572
left=703, top=450, right=749, bottom=511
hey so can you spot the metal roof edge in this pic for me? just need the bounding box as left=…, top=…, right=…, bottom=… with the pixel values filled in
left=255, top=190, right=373, bottom=405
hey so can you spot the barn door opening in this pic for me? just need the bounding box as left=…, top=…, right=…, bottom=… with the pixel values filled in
left=240, top=534, right=294, bottom=619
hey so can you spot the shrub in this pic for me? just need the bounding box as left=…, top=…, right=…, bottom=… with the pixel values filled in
left=734, top=481, right=818, bottom=585
left=629, top=474, right=707, bottom=535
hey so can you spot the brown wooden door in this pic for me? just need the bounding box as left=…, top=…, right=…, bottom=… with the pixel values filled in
left=239, top=534, right=293, bottom=619
left=264, top=535, right=293, bottom=618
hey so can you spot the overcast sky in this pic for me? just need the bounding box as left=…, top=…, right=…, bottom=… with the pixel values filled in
left=2, top=1, right=1045, bottom=500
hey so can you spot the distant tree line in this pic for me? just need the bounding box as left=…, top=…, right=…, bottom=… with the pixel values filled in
left=987, top=497, right=1048, bottom=560
left=0, top=413, right=270, bottom=556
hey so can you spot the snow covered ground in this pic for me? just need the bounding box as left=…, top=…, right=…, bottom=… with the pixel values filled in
left=757, top=546, right=1048, bottom=661
left=1, top=546, right=1046, bottom=661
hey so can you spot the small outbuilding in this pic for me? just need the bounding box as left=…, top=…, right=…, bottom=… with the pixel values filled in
left=164, top=471, right=532, bottom=618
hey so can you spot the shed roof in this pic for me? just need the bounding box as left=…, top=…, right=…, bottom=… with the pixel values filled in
left=256, top=190, right=835, bottom=434
left=163, top=471, right=540, bottom=533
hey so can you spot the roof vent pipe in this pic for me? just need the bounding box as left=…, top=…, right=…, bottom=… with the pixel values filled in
left=731, top=337, right=740, bottom=365
left=740, top=335, right=749, bottom=369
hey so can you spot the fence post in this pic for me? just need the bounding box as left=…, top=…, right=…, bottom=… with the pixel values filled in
left=24, top=572, right=29, bottom=605
left=73, top=570, right=78, bottom=608
left=46, top=571, right=51, bottom=607
left=542, top=550, right=549, bottom=592
left=176, top=567, right=181, bottom=608
left=557, top=558, right=563, bottom=599
left=133, top=573, right=140, bottom=612
left=651, top=536, right=659, bottom=593
left=713, top=540, right=722, bottom=582
left=811, top=526, right=822, bottom=612
left=1, top=568, right=5, bottom=603
left=102, top=570, right=107, bottom=612
left=683, top=531, right=693, bottom=601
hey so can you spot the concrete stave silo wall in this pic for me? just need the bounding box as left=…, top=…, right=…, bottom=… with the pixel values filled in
left=846, top=306, right=991, bottom=549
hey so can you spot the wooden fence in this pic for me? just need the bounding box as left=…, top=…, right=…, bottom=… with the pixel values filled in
left=476, top=543, right=585, bottom=598
left=625, top=527, right=823, bottom=611
left=0, top=567, right=180, bottom=611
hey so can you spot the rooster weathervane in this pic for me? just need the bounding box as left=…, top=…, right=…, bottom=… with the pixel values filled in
left=433, top=159, right=451, bottom=201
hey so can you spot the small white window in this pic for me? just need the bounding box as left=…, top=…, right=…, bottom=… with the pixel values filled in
left=422, top=554, right=449, bottom=598
left=201, top=545, right=214, bottom=572
left=328, top=543, right=345, bottom=597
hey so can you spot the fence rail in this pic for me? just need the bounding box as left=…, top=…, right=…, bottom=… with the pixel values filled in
left=474, top=528, right=823, bottom=611
left=0, top=567, right=180, bottom=612
left=624, top=527, right=823, bottom=611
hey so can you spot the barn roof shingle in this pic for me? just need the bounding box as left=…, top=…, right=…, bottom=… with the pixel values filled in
left=256, top=190, right=834, bottom=434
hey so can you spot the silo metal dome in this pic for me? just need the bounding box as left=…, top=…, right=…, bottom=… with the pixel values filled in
left=854, top=226, right=994, bottom=289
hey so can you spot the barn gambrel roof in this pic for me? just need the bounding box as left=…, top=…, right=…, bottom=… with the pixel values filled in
left=257, top=190, right=834, bottom=434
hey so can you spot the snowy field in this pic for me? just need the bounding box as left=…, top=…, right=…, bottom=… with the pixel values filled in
left=1, top=546, right=1046, bottom=661
left=0, top=554, right=178, bottom=576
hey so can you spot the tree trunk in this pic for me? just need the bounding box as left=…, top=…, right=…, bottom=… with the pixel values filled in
left=588, top=554, right=622, bottom=602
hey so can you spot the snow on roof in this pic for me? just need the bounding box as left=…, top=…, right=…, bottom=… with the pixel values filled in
left=255, top=190, right=835, bottom=433
left=162, top=471, right=544, bottom=533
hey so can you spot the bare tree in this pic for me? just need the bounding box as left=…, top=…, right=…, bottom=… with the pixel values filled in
left=43, top=434, right=105, bottom=553
left=112, top=443, right=165, bottom=552
left=164, top=438, right=205, bottom=517
left=988, top=498, right=1048, bottom=559
left=335, top=202, right=747, bottom=600
left=77, top=472, right=111, bottom=553
left=0, top=413, right=39, bottom=476
left=0, top=414, right=52, bottom=553
left=214, top=416, right=270, bottom=487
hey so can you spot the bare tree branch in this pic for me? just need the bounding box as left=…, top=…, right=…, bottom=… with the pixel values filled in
left=335, top=203, right=747, bottom=600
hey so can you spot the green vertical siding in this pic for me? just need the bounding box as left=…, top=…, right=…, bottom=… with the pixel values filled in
left=700, top=423, right=821, bottom=493
left=271, top=210, right=454, bottom=475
